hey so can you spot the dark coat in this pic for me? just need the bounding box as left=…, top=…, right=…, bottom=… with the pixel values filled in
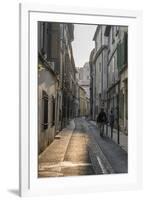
left=97, top=111, right=107, bottom=123
left=109, top=113, right=114, bottom=126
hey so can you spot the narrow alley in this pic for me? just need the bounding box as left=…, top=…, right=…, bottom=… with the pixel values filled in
left=38, top=22, right=128, bottom=178
left=38, top=117, right=127, bottom=177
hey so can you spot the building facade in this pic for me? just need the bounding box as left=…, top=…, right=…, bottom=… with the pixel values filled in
left=90, top=25, right=108, bottom=120
left=60, top=23, right=78, bottom=127
left=90, top=25, right=128, bottom=134
left=79, top=86, right=89, bottom=117
left=89, top=48, right=96, bottom=120
left=38, top=22, right=61, bottom=153
left=78, top=62, right=90, bottom=98
left=38, top=22, right=78, bottom=154
left=105, top=25, right=128, bottom=133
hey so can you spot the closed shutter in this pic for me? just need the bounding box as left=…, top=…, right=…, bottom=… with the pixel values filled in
left=117, top=32, right=128, bottom=71
left=50, top=96, right=55, bottom=127
left=52, top=97, right=55, bottom=126
left=124, top=32, right=128, bottom=65
left=42, top=91, right=48, bottom=130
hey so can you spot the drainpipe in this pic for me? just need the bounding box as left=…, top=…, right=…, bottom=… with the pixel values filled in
left=101, top=27, right=103, bottom=106
left=117, top=81, right=120, bottom=144
left=106, top=48, right=108, bottom=136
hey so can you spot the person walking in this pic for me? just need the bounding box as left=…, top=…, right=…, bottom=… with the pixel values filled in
left=109, top=110, right=114, bottom=139
left=96, top=108, right=107, bottom=137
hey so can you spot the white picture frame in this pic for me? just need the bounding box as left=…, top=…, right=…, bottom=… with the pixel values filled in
left=19, top=3, right=143, bottom=197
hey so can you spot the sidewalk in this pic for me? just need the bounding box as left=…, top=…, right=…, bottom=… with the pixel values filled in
left=86, top=120, right=127, bottom=173
left=38, top=120, right=75, bottom=177
left=89, top=121, right=128, bottom=152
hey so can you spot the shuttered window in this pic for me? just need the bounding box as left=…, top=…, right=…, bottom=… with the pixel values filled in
left=117, top=32, right=128, bottom=71
left=52, top=97, right=55, bottom=126
left=42, top=91, right=48, bottom=130
left=50, top=96, right=55, bottom=127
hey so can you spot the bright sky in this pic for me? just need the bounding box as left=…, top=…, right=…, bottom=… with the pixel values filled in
left=72, top=24, right=97, bottom=68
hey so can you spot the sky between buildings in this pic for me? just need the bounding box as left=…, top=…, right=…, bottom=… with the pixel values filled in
left=72, top=24, right=97, bottom=68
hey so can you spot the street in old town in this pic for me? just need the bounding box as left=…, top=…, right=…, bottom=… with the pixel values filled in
left=38, top=117, right=127, bottom=177
left=38, top=23, right=128, bottom=177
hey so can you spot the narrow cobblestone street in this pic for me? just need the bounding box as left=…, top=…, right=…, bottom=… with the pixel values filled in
left=38, top=117, right=127, bottom=177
